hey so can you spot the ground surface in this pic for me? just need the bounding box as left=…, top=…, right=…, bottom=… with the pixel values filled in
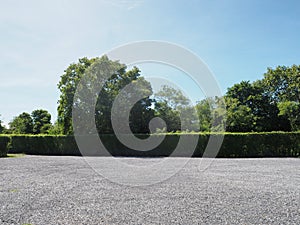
left=0, top=156, right=299, bottom=225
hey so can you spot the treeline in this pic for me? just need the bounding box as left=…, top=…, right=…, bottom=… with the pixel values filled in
left=0, top=110, right=53, bottom=135
left=1, top=56, right=299, bottom=134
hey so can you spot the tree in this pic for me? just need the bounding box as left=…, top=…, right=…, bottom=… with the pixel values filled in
left=155, top=85, right=190, bottom=110
left=154, top=101, right=181, bottom=132
left=154, top=85, right=198, bottom=132
left=225, top=80, right=289, bottom=132
left=58, top=57, right=97, bottom=134
left=263, top=65, right=300, bottom=102
left=195, top=98, right=213, bottom=132
left=31, top=109, right=52, bottom=134
left=48, top=121, right=63, bottom=135
left=195, top=97, right=227, bottom=132
left=9, top=112, right=33, bottom=134
left=225, top=98, right=255, bottom=132
left=58, top=55, right=154, bottom=134
left=0, top=117, right=4, bottom=134
left=263, top=65, right=300, bottom=130
left=278, top=101, right=300, bottom=131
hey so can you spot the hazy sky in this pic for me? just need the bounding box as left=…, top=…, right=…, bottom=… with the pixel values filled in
left=1, top=0, right=300, bottom=125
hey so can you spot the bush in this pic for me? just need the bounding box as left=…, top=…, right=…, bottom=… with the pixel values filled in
left=9, top=135, right=80, bottom=156
left=0, top=135, right=10, bottom=157
left=2, top=132, right=300, bottom=157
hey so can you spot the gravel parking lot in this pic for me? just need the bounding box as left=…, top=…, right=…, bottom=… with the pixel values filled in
left=0, top=156, right=299, bottom=225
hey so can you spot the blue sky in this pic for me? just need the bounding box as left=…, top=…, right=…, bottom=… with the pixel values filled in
left=1, top=0, right=300, bottom=125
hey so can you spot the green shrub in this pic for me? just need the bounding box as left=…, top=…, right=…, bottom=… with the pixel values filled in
left=0, top=136, right=10, bottom=157
left=2, top=132, right=300, bottom=157
left=9, top=135, right=80, bottom=156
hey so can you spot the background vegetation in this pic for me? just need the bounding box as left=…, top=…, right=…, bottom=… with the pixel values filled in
left=0, top=56, right=300, bottom=135
left=0, top=56, right=299, bottom=155
left=0, top=133, right=299, bottom=158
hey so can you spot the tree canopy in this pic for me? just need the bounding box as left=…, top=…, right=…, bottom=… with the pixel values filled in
left=9, top=112, right=33, bottom=134
left=32, top=109, right=52, bottom=134
left=0, top=117, right=4, bottom=134
left=6, top=57, right=300, bottom=135
left=8, top=110, right=52, bottom=134
left=58, top=55, right=154, bottom=135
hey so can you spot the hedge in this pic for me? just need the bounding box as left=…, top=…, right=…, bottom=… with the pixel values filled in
left=8, top=135, right=80, bottom=156
left=2, top=132, right=300, bottom=157
left=0, top=136, right=10, bottom=157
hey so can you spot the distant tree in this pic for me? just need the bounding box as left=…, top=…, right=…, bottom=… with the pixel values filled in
left=155, top=85, right=190, bottom=110
left=47, top=121, right=63, bottom=135
left=195, top=97, right=227, bottom=132
left=0, top=116, right=10, bottom=134
left=263, top=65, right=300, bottom=102
left=0, top=117, right=4, bottom=134
left=225, top=97, right=255, bottom=132
left=195, top=98, right=213, bottom=132
left=9, top=112, right=33, bottom=134
left=154, top=85, right=198, bottom=132
left=31, top=109, right=52, bottom=134
left=225, top=80, right=289, bottom=132
left=154, top=101, right=181, bottom=132
left=278, top=101, right=300, bottom=131
left=263, top=65, right=300, bottom=130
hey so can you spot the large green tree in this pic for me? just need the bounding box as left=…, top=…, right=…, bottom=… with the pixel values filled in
left=9, top=112, right=33, bottom=134
left=58, top=55, right=154, bottom=134
left=195, top=97, right=227, bottom=132
left=225, top=80, right=289, bottom=132
left=95, top=65, right=154, bottom=134
left=58, top=57, right=97, bottom=134
left=154, top=85, right=198, bottom=132
left=32, top=109, right=52, bottom=134
left=263, top=65, right=300, bottom=131
left=263, top=65, right=300, bottom=102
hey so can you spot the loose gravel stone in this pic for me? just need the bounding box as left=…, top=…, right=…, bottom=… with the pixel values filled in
left=0, top=156, right=299, bottom=224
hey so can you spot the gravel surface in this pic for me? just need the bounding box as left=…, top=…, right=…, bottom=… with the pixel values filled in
left=0, top=156, right=299, bottom=225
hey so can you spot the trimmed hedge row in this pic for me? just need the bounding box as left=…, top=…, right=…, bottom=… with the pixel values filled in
left=1, top=132, right=300, bottom=157
left=8, top=135, right=80, bottom=156
left=0, top=136, right=10, bottom=157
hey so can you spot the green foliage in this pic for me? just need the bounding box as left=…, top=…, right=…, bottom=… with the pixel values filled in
left=154, top=85, right=199, bottom=132
left=56, top=56, right=300, bottom=134
left=195, top=97, right=226, bottom=132
left=32, top=109, right=52, bottom=134
left=47, top=121, right=63, bottom=135
left=225, top=80, right=290, bottom=132
left=9, top=112, right=33, bottom=134
left=58, top=56, right=154, bottom=135
left=0, top=136, right=10, bottom=157
left=0, top=119, right=4, bottom=134
left=2, top=133, right=299, bottom=157
left=8, top=135, right=80, bottom=155
left=262, top=65, right=300, bottom=130
left=263, top=65, right=300, bottom=102
left=94, top=64, right=154, bottom=134
left=154, top=101, right=180, bottom=132
left=58, top=57, right=97, bottom=135
left=225, top=98, right=255, bottom=132
left=155, top=85, right=190, bottom=110
left=8, top=110, right=53, bottom=135
left=278, top=101, right=300, bottom=131
left=195, top=98, right=212, bottom=131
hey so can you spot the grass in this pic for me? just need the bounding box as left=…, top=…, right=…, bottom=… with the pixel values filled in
left=6, top=153, right=26, bottom=158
